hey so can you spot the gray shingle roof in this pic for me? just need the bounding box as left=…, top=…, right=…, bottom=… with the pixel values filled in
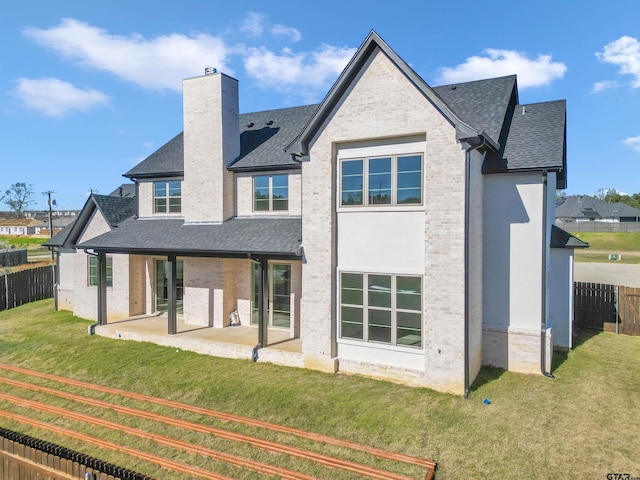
left=109, top=183, right=136, bottom=197
left=122, top=31, right=565, bottom=184
left=230, top=105, right=318, bottom=171
left=550, top=225, right=589, bottom=249
left=484, top=100, right=567, bottom=187
left=124, top=105, right=318, bottom=179
left=92, top=195, right=137, bottom=228
left=556, top=195, right=640, bottom=220
left=76, top=216, right=302, bottom=257
left=45, top=194, right=136, bottom=249
left=124, top=132, right=184, bottom=179
left=44, top=220, right=76, bottom=247
left=432, top=75, right=516, bottom=147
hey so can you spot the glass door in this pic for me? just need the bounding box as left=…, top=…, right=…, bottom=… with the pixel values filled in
left=252, top=263, right=291, bottom=328
left=155, top=259, right=184, bottom=314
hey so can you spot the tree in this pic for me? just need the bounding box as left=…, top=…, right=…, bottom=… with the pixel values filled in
left=4, top=182, right=34, bottom=218
left=594, top=187, right=640, bottom=209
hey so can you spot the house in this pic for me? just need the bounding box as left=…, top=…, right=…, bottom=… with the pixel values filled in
left=0, top=217, right=41, bottom=235
left=46, top=31, right=584, bottom=395
left=557, top=195, right=640, bottom=223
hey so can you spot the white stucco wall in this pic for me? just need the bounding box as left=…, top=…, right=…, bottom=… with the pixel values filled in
left=549, top=248, right=574, bottom=348
left=482, top=171, right=552, bottom=372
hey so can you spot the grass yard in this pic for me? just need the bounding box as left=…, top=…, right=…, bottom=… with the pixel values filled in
left=572, top=232, right=640, bottom=264
left=1, top=300, right=639, bottom=479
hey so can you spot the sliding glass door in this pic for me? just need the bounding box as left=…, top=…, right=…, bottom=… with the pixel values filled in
left=252, top=263, right=291, bottom=328
left=155, top=259, right=184, bottom=314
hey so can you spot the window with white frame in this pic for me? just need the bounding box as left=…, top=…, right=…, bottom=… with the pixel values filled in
left=253, top=174, right=288, bottom=211
left=340, top=272, right=422, bottom=347
left=340, top=154, right=422, bottom=206
left=88, top=256, right=113, bottom=287
left=154, top=180, right=181, bottom=213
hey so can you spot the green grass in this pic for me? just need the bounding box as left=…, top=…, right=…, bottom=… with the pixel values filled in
left=570, top=232, right=640, bottom=251
left=571, top=232, right=640, bottom=264
left=1, top=300, right=640, bottom=479
left=0, top=235, right=49, bottom=246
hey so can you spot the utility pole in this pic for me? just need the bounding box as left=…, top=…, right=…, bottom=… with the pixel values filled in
left=43, top=191, right=56, bottom=261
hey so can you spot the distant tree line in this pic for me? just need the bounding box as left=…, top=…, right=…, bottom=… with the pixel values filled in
left=594, top=188, right=640, bottom=209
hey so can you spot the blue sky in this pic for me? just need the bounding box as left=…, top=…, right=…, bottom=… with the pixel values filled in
left=1, top=0, right=639, bottom=210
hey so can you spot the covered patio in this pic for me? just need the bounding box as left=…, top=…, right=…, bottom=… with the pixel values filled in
left=96, top=313, right=303, bottom=367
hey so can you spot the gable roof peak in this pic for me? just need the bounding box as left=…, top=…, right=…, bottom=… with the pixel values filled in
left=286, top=30, right=494, bottom=156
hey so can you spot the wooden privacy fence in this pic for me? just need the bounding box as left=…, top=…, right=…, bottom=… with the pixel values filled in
left=0, top=266, right=54, bottom=312
left=0, top=250, right=27, bottom=268
left=574, top=282, right=640, bottom=336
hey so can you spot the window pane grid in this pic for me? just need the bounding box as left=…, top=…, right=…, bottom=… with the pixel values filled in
left=154, top=181, right=181, bottom=214
left=253, top=175, right=289, bottom=212
left=340, top=153, right=422, bottom=207
left=340, top=272, right=422, bottom=348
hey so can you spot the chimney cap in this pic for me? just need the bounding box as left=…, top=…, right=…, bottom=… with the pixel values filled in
left=204, top=66, right=217, bottom=75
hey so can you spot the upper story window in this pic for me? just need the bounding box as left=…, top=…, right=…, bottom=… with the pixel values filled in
left=340, top=154, right=422, bottom=207
left=254, top=174, right=288, bottom=211
left=88, top=256, right=113, bottom=287
left=154, top=181, right=181, bottom=214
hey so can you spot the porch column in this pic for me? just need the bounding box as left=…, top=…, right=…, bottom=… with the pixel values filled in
left=257, top=257, right=269, bottom=347
left=167, top=255, right=177, bottom=335
left=97, top=252, right=107, bottom=326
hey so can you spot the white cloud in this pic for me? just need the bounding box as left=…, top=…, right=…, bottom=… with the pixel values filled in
left=591, top=80, right=620, bottom=93
left=240, top=12, right=266, bottom=37
left=23, top=18, right=232, bottom=92
left=271, top=24, right=301, bottom=42
left=623, top=135, right=640, bottom=153
left=596, top=36, right=640, bottom=88
left=437, top=49, right=567, bottom=88
left=13, top=77, right=109, bottom=117
left=244, top=44, right=355, bottom=97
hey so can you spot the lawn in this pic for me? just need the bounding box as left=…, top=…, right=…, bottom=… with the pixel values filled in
left=1, top=300, right=639, bottom=479
left=571, top=232, right=640, bottom=264
left=0, top=235, right=52, bottom=266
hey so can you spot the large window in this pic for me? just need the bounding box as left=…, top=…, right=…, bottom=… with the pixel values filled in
left=340, top=154, right=422, bottom=206
left=340, top=272, right=422, bottom=348
left=254, top=175, right=288, bottom=211
left=154, top=180, right=182, bottom=213
left=88, top=256, right=113, bottom=287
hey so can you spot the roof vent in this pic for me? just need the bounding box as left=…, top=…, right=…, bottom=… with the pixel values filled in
left=247, top=122, right=255, bottom=128
left=204, top=66, right=217, bottom=75
left=265, top=120, right=274, bottom=125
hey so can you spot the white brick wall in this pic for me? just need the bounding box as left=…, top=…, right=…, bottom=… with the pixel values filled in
left=183, top=73, right=238, bottom=223
left=301, top=47, right=469, bottom=392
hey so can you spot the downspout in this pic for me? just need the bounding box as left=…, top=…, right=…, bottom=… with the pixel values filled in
left=248, top=256, right=267, bottom=361
left=541, top=170, right=554, bottom=378
left=84, top=249, right=100, bottom=335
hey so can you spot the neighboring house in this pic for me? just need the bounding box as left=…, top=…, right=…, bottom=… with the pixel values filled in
left=556, top=195, right=640, bottom=223
left=0, top=218, right=41, bottom=235
left=46, top=31, right=585, bottom=394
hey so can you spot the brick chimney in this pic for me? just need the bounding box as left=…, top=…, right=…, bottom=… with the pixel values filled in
left=182, top=69, right=239, bottom=223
